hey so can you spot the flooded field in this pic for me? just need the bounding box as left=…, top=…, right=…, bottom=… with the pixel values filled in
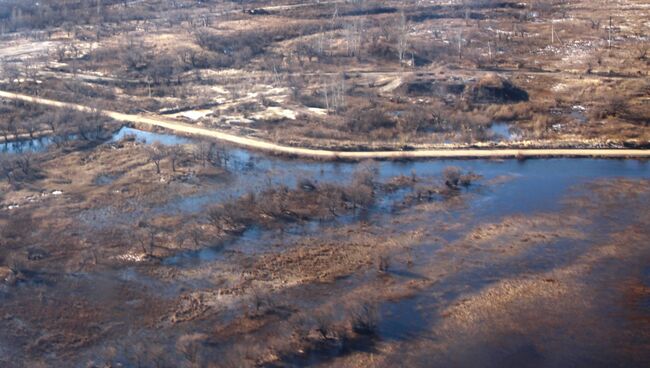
left=0, top=128, right=649, bottom=367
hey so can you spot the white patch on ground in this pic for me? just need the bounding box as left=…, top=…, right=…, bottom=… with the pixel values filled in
left=211, top=85, right=229, bottom=94
left=0, top=40, right=58, bottom=59
left=379, top=77, right=403, bottom=93
left=266, top=87, right=289, bottom=95
left=220, top=116, right=254, bottom=124
left=114, top=252, right=148, bottom=263
left=171, top=109, right=213, bottom=121
left=48, top=61, right=68, bottom=68
left=251, top=106, right=297, bottom=120
left=307, top=107, right=328, bottom=116
left=552, top=83, right=568, bottom=92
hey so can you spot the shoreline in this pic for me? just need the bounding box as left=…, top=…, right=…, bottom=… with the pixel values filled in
left=1, top=89, right=649, bottom=160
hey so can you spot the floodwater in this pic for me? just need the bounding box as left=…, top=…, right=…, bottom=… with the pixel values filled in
left=78, top=127, right=650, bottom=267
left=1, top=126, right=189, bottom=154
left=116, top=128, right=647, bottom=365
left=110, top=126, right=194, bottom=145
left=2, top=127, right=649, bottom=366
left=0, top=135, right=74, bottom=154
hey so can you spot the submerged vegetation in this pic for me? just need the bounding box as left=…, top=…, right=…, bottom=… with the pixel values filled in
left=0, top=124, right=647, bottom=366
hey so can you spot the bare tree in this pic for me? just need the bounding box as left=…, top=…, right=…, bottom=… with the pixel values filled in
left=146, top=142, right=167, bottom=174
left=136, top=218, right=157, bottom=256
left=443, top=166, right=462, bottom=188
left=15, top=152, right=34, bottom=177
left=351, top=302, right=379, bottom=335
left=0, top=120, right=12, bottom=143
left=21, top=119, right=39, bottom=140
left=194, top=141, right=210, bottom=167
left=76, top=111, right=105, bottom=141
left=321, top=73, right=346, bottom=113
left=0, top=153, right=15, bottom=183
left=397, top=11, right=409, bottom=64
left=345, top=162, right=376, bottom=210
left=168, top=145, right=183, bottom=172
left=343, top=17, right=364, bottom=57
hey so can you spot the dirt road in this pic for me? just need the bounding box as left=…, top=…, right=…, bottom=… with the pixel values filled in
left=1, top=90, right=648, bottom=159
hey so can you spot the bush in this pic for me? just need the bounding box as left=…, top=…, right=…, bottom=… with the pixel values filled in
left=351, top=302, right=379, bottom=336
left=377, top=255, right=390, bottom=273
left=345, top=106, right=395, bottom=133
left=443, top=166, right=476, bottom=189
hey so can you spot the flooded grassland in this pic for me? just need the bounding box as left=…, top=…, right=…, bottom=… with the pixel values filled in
left=0, top=128, right=649, bottom=367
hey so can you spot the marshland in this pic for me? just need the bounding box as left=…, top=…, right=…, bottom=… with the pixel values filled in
left=0, top=1, right=649, bottom=367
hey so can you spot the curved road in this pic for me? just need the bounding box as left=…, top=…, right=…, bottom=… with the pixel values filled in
left=1, top=90, right=648, bottom=160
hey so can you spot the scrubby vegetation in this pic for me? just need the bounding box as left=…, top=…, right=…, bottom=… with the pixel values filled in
left=0, top=0, right=647, bottom=148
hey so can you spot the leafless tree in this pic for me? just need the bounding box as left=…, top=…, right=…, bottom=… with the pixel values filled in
left=14, top=152, right=34, bottom=176
left=21, top=119, right=39, bottom=140
left=345, top=162, right=376, bottom=210
left=343, top=17, right=364, bottom=57
left=1, top=118, right=19, bottom=141
left=0, top=153, right=15, bottom=183
left=351, top=302, right=379, bottom=335
left=443, top=166, right=462, bottom=188
left=168, top=145, right=183, bottom=172
left=321, top=73, right=346, bottom=113
left=194, top=141, right=211, bottom=167
left=397, top=11, right=409, bottom=64
left=76, top=110, right=105, bottom=141
left=136, top=218, right=157, bottom=256
left=146, top=142, right=167, bottom=174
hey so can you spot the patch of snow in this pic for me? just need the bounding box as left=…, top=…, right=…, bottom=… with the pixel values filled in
left=171, top=109, right=213, bottom=121
left=552, top=83, right=568, bottom=92
left=379, top=77, right=403, bottom=93
left=221, top=116, right=254, bottom=124
left=252, top=106, right=296, bottom=120
left=115, top=252, right=148, bottom=263
left=307, top=107, right=328, bottom=116
left=211, top=85, right=229, bottom=94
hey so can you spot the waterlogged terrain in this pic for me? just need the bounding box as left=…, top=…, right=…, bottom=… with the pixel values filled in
left=0, top=128, right=649, bottom=367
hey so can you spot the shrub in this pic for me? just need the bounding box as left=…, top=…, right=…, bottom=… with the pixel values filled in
left=345, top=106, right=395, bottom=133
left=377, top=255, right=390, bottom=273
left=351, top=302, right=379, bottom=336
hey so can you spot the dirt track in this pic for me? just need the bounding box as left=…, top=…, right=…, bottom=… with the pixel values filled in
left=1, top=90, right=649, bottom=159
